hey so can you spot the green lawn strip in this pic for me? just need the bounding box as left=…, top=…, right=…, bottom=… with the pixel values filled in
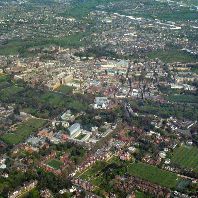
left=75, top=134, right=86, bottom=140
left=171, top=146, right=198, bottom=172
left=1, top=119, right=47, bottom=145
left=127, top=162, right=181, bottom=188
left=135, top=191, right=153, bottom=198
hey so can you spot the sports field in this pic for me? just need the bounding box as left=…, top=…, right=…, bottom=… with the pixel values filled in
left=79, top=158, right=181, bottom=189
left=47, top=159, right=63, bottom=170
left=127, top=162, right=181, bottom=188
left=171, top=146, right=198, bottom=173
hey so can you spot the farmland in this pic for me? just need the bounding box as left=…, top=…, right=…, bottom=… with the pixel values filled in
left=170, top=146, right=198, bottom=173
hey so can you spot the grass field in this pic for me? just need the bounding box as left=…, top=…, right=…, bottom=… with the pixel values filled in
left=167, top=94, right=198, bottom=104
left=80, top=161, right=107, bottom=186
left=79, top=158, right=181, bottom=195
left=0, top=85, right=24, bottom=100
left=135, top=191, right=153, bottom=198
left=47, top=159, right=63, bottom=170
left=0, top=74, right=9, bottom=82
left=170, top=146, right=198, bottom=172
left=148, top=49, right=198, bottom=63
left=1, top=119, right=46, bottom=145
left=0, top=33, right=85, bottom=56
left=127, top=162, right=181, bottom=188
left=41, top=92, right=65, bottom=108
left=56, top=85, right=74, bottom=94
left=76, top=133, right=86, bottom=140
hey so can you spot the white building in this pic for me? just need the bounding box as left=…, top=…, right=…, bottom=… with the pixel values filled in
left=68, top=123, right=81, bottom=138
left=94, top=97, right=109, bottom=109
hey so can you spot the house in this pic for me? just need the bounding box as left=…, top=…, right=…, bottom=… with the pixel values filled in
left=94, top=97, right=109, bottom=109
left=0, top=157, right=6, bottom=169
left=61, top=110, right=74, bottom=121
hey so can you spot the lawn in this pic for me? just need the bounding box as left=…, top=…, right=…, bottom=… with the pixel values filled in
left=75, top=133, right=86, bottom=140
left=167, top=94, right=198, bottom=104
left=148, top=49, right=198, bottom=63
left=135, top=191, right=153, bottom=198
left=56, top=85, right=74, bottom=94
left=41, top=92, right=65, bottom=108
left=0, top=74, right=9, bottom=82
left=127, top=162, right=181, bottom=188
left=1, top=119, right=46, bottom=145
left=170, top=146, right=198, bottom=173
left=0, top=85, right=24, bottom=101
left=47, top=159, right=63, bottom=170
left=80, top=161, right=107, bottom=186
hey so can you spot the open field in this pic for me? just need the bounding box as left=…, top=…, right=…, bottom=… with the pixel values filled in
left=0, top=85, right=24, bottom=101
left=0, top=74, right=9, bottom=82
left=79, top=157, right=181, bottom=190
left=0, top=33, right=86, bottom=56
left=47, top=159, right=63, bottom=170
left=1, top=119, right=47, bottom=145
left=56, top=85, right=74, bottom=94
left=127, top=162, right=181, bottom=188
left=148, top=49, right=198, bottom=63
left=130, top=99, right=198, bottom=121
left=80, top=161, right=107, bottom=186
left=170, top=146, right=198, bottom=173
left=0, top=75, right=89, bottom=119
left=167, top=94, right=198, bottom=104
left=135, top=191, right=153, bottom=198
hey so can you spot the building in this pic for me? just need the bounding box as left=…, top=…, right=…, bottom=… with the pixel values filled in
left=94, top=97, right=109, bottom=109
left=61, top=110, right=74, bottom=121
left=68, top=123, right=81, bottom=138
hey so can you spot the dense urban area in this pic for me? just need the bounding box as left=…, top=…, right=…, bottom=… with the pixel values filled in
left=0, top=0, right=198, bottom=197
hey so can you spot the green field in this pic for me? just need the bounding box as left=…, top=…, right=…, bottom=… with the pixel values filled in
left=0, top=75, right=89, bottom=119
left=76, top=133, right=86, bottom=140
left=79, top=158, right=181, bottom=194
left=148, top=49, right=198, bottom=63
left=135, top=191, right=153, bottom=198
left=0, top=85, right=24, bottom=100
left=0, top=33, right=86, bottom=56
left=167, top=94, right=198, bottom=104
left=80, top=161, right=106, bottom=186
left=170, top=146, right=198, bottom=172
left=1, top=119, right=46, bottom=145
left=56, top=85, right=74, bottom=94
left=127, top=162, right=181, bottom=188
left=0, top=74, right=9, bottom=82
left=47, top=159, right=63, bottom=170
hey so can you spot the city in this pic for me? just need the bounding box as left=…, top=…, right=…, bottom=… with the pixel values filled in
left=0, top=0, right=198, bottom=198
